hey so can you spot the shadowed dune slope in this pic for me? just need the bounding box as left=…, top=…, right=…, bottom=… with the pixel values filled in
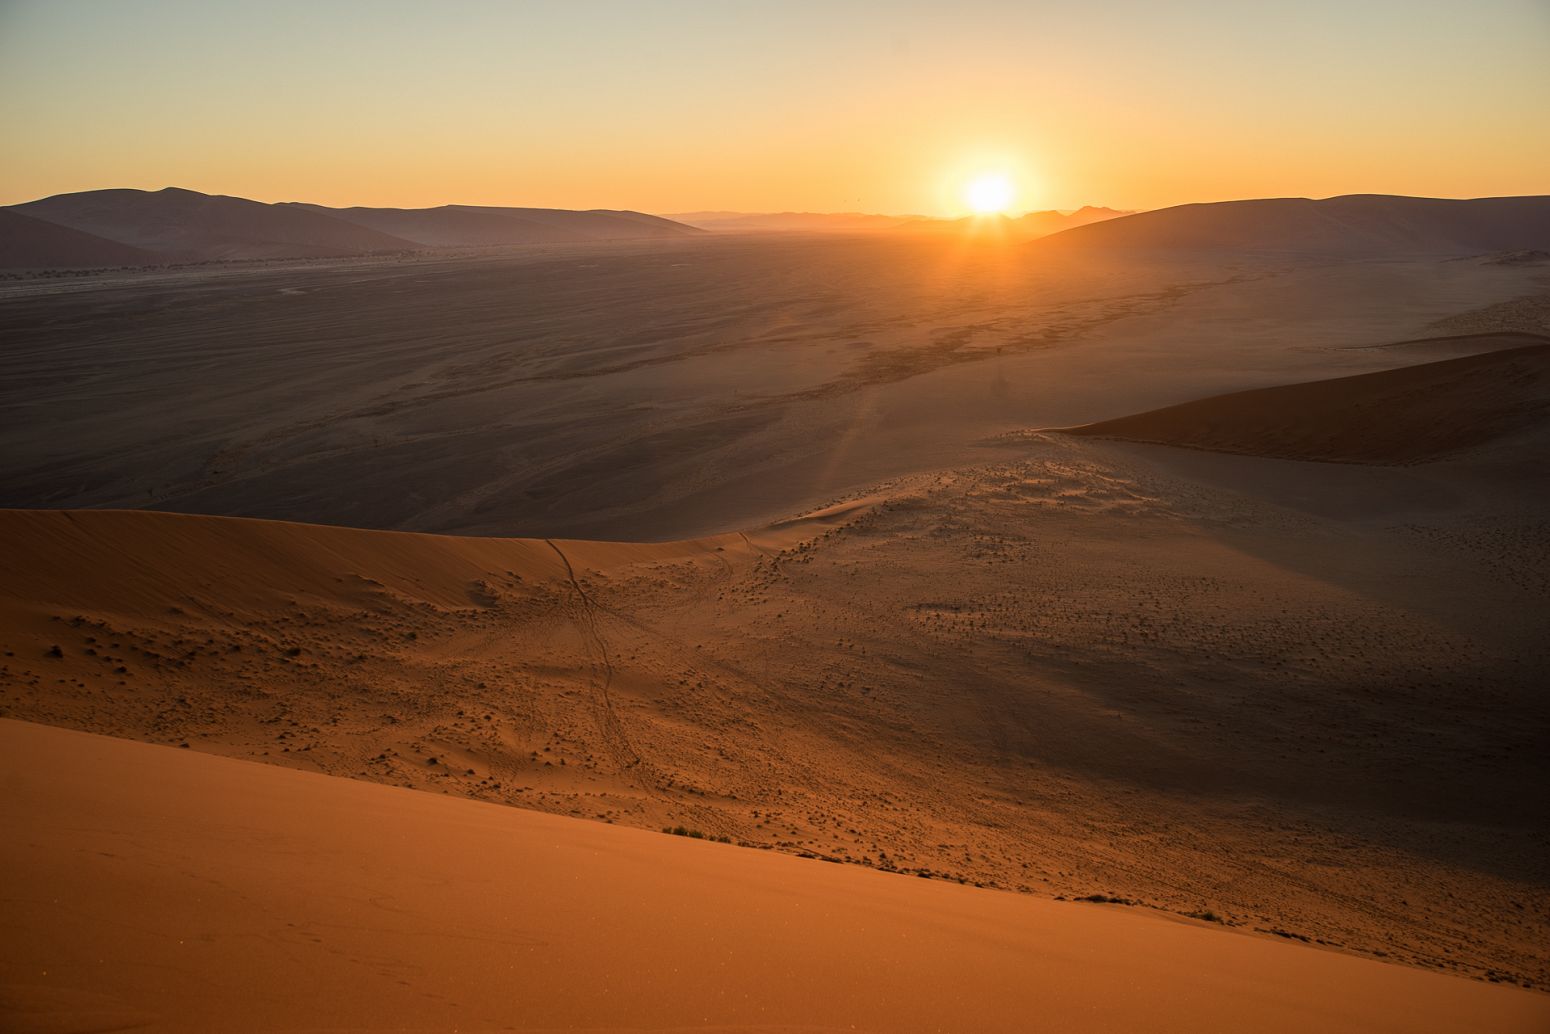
left=1038, top=194, right=1550, bottom=256
left=289, top=203, right=703, bottom=246
left=0, top=209, right=160, bottom=269
left=1359, top=330, right=1550, bottom=357
left=3, top=458, right=1547, bottom=989
left=1065, top=343, right=1550, bottom=463
left=0, top=506, right=714, bottom=616
left=4, top=719, right=1546, bottom=1034
left=8, top=187, right=420, bottom=262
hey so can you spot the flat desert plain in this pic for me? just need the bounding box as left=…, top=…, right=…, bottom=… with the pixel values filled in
left=3, top=234, right=1549, bottom=1029
left=2, top=234, right=1545, bottom=539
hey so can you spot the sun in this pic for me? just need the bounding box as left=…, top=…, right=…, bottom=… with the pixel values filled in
left=964, top=173, right=1015, bottom=215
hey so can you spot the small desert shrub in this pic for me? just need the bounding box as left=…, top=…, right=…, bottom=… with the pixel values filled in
left=662, top=826, right=721, bottom=840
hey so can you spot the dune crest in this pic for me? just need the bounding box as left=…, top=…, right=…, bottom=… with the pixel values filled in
left=3, top=410, right=1546, bottom=988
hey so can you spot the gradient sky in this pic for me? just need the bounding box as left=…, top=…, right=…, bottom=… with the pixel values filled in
left=2, top=0, right=1547, bottom=215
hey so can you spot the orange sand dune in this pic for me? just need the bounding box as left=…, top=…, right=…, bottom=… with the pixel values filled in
left=4, top=718, right=1545, bottom=1034
left=1064, top=343, right=1550, bottom=463
left=3, top=456, right=1547, bottom=993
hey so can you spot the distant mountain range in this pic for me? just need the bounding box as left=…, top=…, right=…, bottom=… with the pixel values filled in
left=284, top=203, right=697, bottom=248
left=668, top=211, right=928, bottom=233
left=1, top=187, right=703, bottom=268
left=667, top=206, right=1131, bottom=237
left=4, top=189, right=1547, bottom=269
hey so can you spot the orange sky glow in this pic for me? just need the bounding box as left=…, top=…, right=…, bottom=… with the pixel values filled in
left=2, top=1, right=1547, bottom=216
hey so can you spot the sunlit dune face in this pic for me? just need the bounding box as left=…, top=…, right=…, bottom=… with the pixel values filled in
left=964, top=173, right=1014, bottom=215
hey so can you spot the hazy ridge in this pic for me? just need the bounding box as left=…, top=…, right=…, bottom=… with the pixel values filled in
left=1, top=187, right=704, bottom=267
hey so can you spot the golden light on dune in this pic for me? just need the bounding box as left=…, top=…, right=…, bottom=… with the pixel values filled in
left=964, top=173, right=1015, bottom=215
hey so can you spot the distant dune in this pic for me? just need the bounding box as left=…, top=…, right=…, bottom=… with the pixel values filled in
left=668, top=210, right=922, bottom=233
left=291, top=202, right=703, bottom=246
left=8, top=187, right=420, bottom=263
left=892, top=205, right=1132, bottom=238
left=1065, top=340, right=1550, bottom=463
left=5, top=719, right=1544, bottom=1033
left=0, top=208, right=160, bottom=269
left=1039, top=194, right=1550, bottom=257
left=1, top=188, right=702, bottom=267
left=671, top=206, right=1130, bottom=237
left=1013, top=204, right=1132, bottom=236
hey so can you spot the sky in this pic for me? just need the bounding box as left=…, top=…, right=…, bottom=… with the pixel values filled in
left=1, top=0, right=1547, bottom=216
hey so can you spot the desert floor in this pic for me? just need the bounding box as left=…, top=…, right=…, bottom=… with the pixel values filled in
left=4, top=719, right=1548, bottom=1033
left=2, top=235, right=1545, bottom=538
left=3, top=238, right=1548, bottom=1027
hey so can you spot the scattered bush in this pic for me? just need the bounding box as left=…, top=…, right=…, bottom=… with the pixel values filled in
left=661, top=826, right=731, bottom=843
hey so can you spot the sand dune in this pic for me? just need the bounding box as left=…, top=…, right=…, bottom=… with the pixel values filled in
left=1064, top=342, right=1550, bottom=463
left=899, top=205, right=1133, bottom=238
left=1039, top=194, right=1550, bottom=256
left=2, top=188, right=703, bottom=267
left=291, top=202, right=702, bottom=246
left=0, top=208, right=160, bottom=269
left=3, top=418, right=1546, bottom=989
left=4, top=718, right=1545, bottom=1034
left=673, top=207, right=1130, bottom=237
left=8, top=187, right=421, bottom=263
left=1360, top=329, right=1550, bottom=357
left=1012, top=204, right=1132, bottom=236
left=3, top=234, right=1548, bottom=1007
left=668, top=210, right=922, bottom=233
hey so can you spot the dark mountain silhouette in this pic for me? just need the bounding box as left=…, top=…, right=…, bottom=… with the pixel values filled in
left=1037, top=195, right=1550, bottom=257
left=1014, top=205, right=1131, bottom=236
left=291, top=204, right=703, bottom=246
left=1, top=188, right=704, bottom=267
left=9, top=187, right=419, bottom=262
left=892, top=206, right=1131, bottom=238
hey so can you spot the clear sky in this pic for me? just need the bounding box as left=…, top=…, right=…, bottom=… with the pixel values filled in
left=2, top=0, right=1547, bottom=215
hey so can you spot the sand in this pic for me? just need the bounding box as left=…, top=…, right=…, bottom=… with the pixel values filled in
left=0, top=209, right=159, bottom=270
left=1, top=233, right=1544, bottom=539
left=3, top=389, right=1546, bottom=988
left=4, top=718, right=1546, bottom=1034
left=1064, top=340, right=1550, bottom=463
left=3, top=226, right=1549, bottom=1021
left=10, top=187, right=421, bottom=263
